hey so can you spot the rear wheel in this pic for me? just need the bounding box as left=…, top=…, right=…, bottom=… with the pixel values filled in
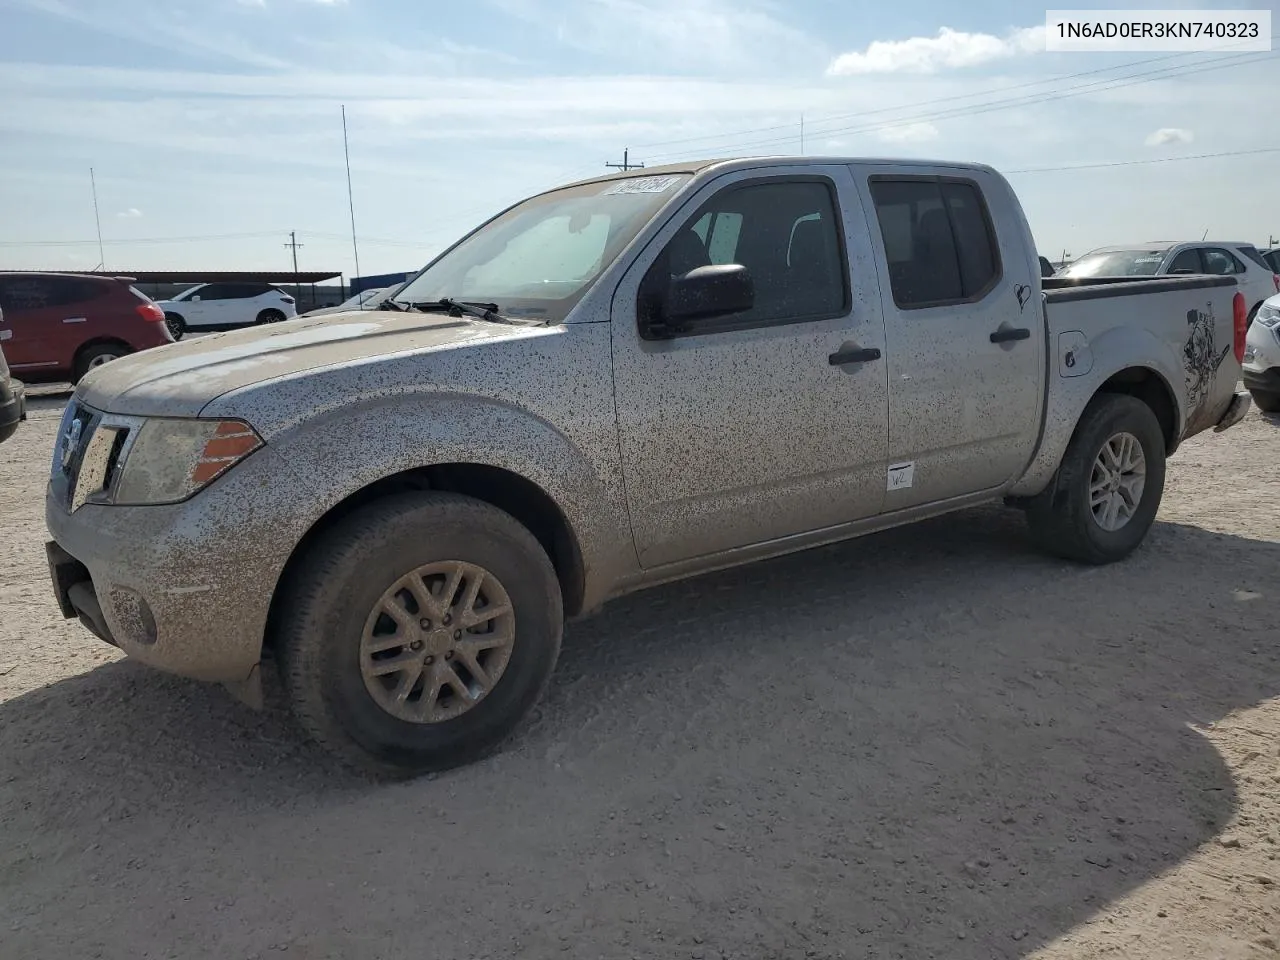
left=256, top=309, right=285, bottom=325
left=1026, top=393, right=1166, bottom=564
left=71, top=343, right=131, bottom=384
left=277, top=492, right=563, bottom=778
left=1249, top=388, right=1280, bottom=413
left=164, top=313, right=186, bottom=340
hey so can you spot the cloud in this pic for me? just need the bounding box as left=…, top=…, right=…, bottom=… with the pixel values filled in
left=874, top=122, right=940, bottom=144
left=828, top=26, right=1044, bottom=75
left=116, top=207, right=142, bottom=218
left=1144, top=127, right=1193, bottom=146
left=488, top=0, right=822, bottom=74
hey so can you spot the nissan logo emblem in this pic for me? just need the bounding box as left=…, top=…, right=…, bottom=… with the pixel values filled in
left=60, top=418, right=82, bottom=471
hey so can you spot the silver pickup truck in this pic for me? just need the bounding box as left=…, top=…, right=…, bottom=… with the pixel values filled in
left=45, top=157, right=1251, bottom=776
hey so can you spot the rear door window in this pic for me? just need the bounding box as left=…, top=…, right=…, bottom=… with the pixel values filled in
left=868, top=177, right=1001, bottom=307
left=0, top=276, right=54, bottom=313
left=1202, top=248, right=1245, bottom=275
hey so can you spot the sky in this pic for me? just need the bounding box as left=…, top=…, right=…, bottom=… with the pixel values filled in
left=0, top=0, right=1277, bottom=280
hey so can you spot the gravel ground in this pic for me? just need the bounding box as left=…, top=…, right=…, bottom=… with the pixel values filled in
left=2, top=388, right=1279, bottom=960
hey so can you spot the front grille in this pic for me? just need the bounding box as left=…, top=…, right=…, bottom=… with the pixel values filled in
left=52, top=402, right=148, bottom=511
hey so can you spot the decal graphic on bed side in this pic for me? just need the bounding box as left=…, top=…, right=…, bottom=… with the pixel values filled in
left=1183, top=304, right=1230, bottom=417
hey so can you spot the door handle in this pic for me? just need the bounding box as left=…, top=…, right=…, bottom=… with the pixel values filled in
left=989, top=327, right=1030, bottom=344
left=829, top=346, right=881, bottom=365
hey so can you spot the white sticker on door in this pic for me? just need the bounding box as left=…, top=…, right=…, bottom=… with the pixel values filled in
left=887, top=461, right=915, bottom=491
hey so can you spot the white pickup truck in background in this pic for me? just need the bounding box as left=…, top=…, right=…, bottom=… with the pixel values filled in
left=45, top=156, right=1251, bottom=776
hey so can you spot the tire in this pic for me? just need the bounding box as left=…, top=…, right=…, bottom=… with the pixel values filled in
left=256, top=309, right=285, bottom=325
left=1026, top=393, right=1166, bottom=565
left=165, top=313, right=186, bottom=340
left=71, top=343, right=131, bottom=384
left=277, top=491, right=563, bottom=778
left=1250, top=388, right=1280, bottom=413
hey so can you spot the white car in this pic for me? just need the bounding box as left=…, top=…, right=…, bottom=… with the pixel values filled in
left=299, top=285, right=397, bottom=319
left=1244, top=294, right=1280, bottom=412
left=1059, top=241, right=1280, bottom=321
left=157, top=282, right=297, bottom=339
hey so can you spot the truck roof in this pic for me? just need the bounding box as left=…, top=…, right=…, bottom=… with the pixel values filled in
left=560, top=155, right=1001, bottom=190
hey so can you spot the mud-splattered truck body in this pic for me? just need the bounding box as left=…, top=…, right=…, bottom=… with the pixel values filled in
left=45, top=156, right=1250, bottom=775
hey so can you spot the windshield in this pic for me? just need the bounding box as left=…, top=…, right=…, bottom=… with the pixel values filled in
left=394, top=173, right=692, bottom=323
left=1059, top=249, right=1167, bottom=278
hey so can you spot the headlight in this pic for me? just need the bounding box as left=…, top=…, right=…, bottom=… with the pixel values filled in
left=1257, top=301, right=1280, bottom=328
left=111, top=418, right=263, bottom=505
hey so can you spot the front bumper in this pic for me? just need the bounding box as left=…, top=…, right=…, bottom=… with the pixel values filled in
left=44, top=434, right=309, bottom=684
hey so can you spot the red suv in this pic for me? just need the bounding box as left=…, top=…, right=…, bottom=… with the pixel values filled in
left=0, top=272, right=174, bottom=384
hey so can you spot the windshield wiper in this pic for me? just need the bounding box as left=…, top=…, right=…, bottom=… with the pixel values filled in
left=406, top=298, right=543, bottom=326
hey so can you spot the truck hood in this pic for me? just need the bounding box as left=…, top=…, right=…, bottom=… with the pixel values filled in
left=76, top=309, right=535, bottom=418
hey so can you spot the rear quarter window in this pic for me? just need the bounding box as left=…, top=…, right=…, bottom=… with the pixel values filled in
left=1237, top=246, right=1271, bottom=270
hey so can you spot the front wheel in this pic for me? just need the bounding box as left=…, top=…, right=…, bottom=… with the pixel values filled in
left=164, top=313, right=186, bottom=340
left=1249, top=388, right=1280, bottom=413
left=1026, top=393, right=1166, bottom=564
left=277, top=492, right=563, bottom=778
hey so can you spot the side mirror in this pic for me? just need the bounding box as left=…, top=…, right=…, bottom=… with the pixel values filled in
left=191, top=295, right=202, bottom=302
left=657, top=263, right=754, bottom=334
left=1038, top=256, right=1054, bottom=278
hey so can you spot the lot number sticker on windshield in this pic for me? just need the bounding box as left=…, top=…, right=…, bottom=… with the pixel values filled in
left=601, top=175, right=683, bottom=196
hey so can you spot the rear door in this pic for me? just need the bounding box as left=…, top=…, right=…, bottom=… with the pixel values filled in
left=856, top=167, right=1043, bottom=510
left=191, top=283, right=242, bottom=327
left=0, top=275, right=98, bottom=374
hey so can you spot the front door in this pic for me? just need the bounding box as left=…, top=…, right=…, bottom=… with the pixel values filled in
left=856, top=167, right=1043, bottom=510
left=611, top=164, right=890, bottom=569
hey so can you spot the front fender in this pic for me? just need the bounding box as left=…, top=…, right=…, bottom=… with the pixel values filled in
left=259, top=392, right=637, bottom=613
left=1010, top=324, right=1185, bottom=497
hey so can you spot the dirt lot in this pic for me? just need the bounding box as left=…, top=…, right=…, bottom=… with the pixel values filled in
left=2, top=390, right=1279, bottom=960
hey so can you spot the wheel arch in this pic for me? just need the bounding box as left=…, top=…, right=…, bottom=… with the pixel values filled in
left=71, top=337, right=134, bottom=380
left=1093, top=365, right=1181, bottom=455
left=263, top=462, right=587, bottom=651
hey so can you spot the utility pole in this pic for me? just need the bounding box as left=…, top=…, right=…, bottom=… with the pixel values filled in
left=284, top=231, right=304, bottom=274
left=285, top=231, right=304, bottom=301
left=606, top=148, right=644, bottom=172
left=800, top=114, right=805, bottom=155
left=89, top=167, right=105, bottom=271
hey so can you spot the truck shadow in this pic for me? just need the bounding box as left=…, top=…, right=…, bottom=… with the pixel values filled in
left=1, top=505, right=1276, bottom=959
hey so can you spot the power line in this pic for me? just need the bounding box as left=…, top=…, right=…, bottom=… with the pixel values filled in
left=631, top=34, right=1276, bottom=153
left=641, top=49, right=1277, bottom=163
left=1006, top=145, right=1280, bottom=174
left=0, top=230, right=284, bottom=247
